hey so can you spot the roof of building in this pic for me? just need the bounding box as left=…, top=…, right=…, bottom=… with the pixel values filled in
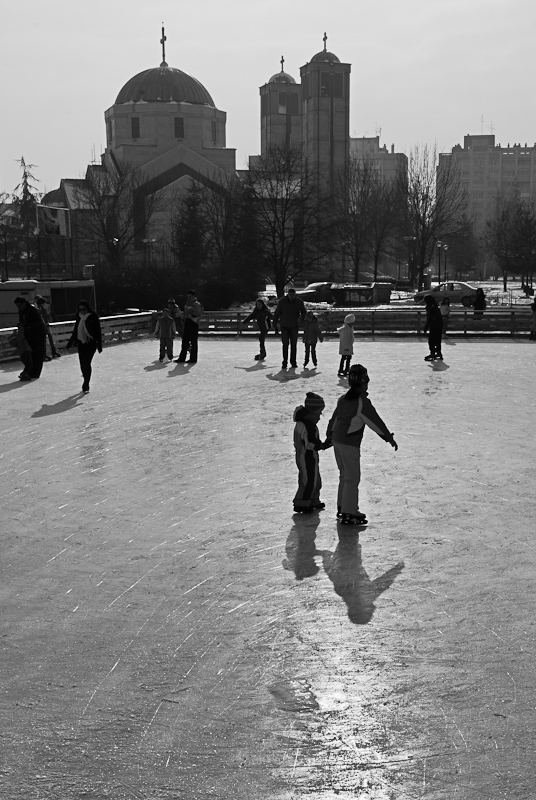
left=268, top=69, right=296, bottom=85
left=115, top=66, right=215, bottom=107
left=310, top=50, right=340, bottom=63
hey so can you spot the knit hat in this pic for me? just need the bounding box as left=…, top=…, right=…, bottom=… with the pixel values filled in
left=304, top=392, right=325, bottom=412
left=348, top=364, right=369, bottom=386
left=344, top=314, right=355, bottom=324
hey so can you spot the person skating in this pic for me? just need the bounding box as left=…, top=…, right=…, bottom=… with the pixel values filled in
left=66, top=301, right=102, bottom=393
left=293, top=392, right=328, bottom=513
left=440, top=297, right=450, bottom=333
left=13, top=297, right=47, bottom=381
left=302, top=310, right=323, bottom=368
left=35, top=295, right=61, bottom=359
left=154, top=307, right=177, bottom=362
left=337, top=314, right=355, bottom=376
left=423, top=295, right=443, bottom=361
left=242, top=299, right=273, bottom=360
left=272, top=288, right=306, bottom=369
left=325, top=364, right=397, bottom=526
left=175, top=290, right=203, bottom=363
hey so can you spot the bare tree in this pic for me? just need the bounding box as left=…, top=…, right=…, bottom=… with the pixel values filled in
left=396, top=145, right=470, bottom=289
left=244, top=144, right=334, bottom=297
left=336, top=158, right=376, bottom=282
left=366, top=175, right=398, bottom=281
left=74, top=160, right=164, bottom=277
left=485, top=191, right=536, bottom=291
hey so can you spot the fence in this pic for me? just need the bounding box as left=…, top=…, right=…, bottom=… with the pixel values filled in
left=1, top=307, right=533, bottom=362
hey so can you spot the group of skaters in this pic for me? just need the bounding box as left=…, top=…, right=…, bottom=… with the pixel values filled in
left=153, top=291, right=203, bottom=363
left=10, top=295, right=102, bottom=392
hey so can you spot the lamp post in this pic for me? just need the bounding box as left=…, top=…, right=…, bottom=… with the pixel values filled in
left=443, top=244, right=448, bottom=282
left=436, top=241, right=442, bottom=285
left=403, top=236, right=416, bottom=284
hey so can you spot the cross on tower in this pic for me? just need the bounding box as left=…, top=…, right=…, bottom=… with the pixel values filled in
left=280, top=55, right=285, bottom=72
left=323, top=32, right=327, bottom=50
left=160, top=25, right=168, bottom=67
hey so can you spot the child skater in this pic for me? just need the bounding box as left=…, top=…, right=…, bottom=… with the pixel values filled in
left=440, top=297, right=450, bottom=333
left=242, top=299, right=273, bottom=360
left=154, top=307, right=177, bottom=362
left=293, top=392, right=327, bottom=513
left=337, top=313, right=355, bottom=376
left=303, top=310, right=324, bottom=368
left=325, top=364, right=398, bottom=526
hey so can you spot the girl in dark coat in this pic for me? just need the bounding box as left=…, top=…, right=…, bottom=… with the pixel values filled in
left=242, top=299, right=273, bottom=360
left=13, top=297, right=47, bottom=380
left=66, top=301, right=102, bottom=393
left=423, top=295, right=443, bottom=361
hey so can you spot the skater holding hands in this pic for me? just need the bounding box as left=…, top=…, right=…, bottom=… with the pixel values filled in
left=325, top=364, right=397, bottom=526
left=293, top=392, right=328, bottom=513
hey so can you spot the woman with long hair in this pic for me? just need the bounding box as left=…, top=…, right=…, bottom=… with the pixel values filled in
left=66, top=301, right=102, bottom=393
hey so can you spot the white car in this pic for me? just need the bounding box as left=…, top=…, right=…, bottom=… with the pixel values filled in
left=414, top=281, right=478, bottom=306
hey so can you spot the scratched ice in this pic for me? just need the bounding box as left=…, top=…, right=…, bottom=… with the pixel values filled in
left=1, top=337, right=535, bottom=799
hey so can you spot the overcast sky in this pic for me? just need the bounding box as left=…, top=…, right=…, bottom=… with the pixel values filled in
left=2, top=0, right=535, bottom=195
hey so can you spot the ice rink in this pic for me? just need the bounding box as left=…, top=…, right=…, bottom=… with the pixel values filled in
left=1, top=334, right=535, bottom=799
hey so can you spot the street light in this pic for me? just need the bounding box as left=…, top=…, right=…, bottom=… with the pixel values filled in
left=403, top=236, right=416, bottom=283
left=436, top=241, right=448, bottom=285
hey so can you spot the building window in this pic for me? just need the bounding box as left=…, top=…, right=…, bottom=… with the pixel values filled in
left=174, top=117, right=185, bottom=138
left=278, top=92, right=299, bottom=115
left=106, top=120, right=112, bottom=144
left=131, top=117, right=140, bottom=139
left=211, top=121, right=217, bottom=144
left=321, top=73, right=343, bottom=98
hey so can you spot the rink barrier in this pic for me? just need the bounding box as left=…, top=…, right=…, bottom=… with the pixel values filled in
left=1, top=307, right=533, bottom=361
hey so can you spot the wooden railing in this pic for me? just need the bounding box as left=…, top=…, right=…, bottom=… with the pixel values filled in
left=1, top=307, right=533, bottom=362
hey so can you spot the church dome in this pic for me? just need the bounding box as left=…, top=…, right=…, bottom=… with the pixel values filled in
left=268, top=69, right=296, bottom=85
left=310, top=50, right=340, bottom=63
left=115, top=66, right=215, bottom=107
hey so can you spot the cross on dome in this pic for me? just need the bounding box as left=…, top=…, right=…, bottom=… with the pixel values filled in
left=160, top=25, right=168, bottom=67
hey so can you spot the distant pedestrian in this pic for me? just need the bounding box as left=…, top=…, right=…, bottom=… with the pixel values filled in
left=423, top=296, right=443, bottom=361
left=325, top=364, right=398, bottom=526
left=293, top=392, right=327, bottom=514
left=66, top=301, right=102, bottom=393
left=242, top=299, right=273, bottom=360
left=473, top=288, right=486, bottom=320
left=175, top=290, right=203, bottom=363
left=272, top=287, right=306, bottom=369
left=440, top=297, right=450, bottom=332
left=337, top=314, right=355, bottom=376
left=34, top=296, right=61, bottom=360
left=13, top=297, right=47, bottom=381
left=302, top=310, right=323, bottom=368
left=154, top=308, right=177, bottom=361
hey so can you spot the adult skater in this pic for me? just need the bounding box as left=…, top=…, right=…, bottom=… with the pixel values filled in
left=272, top=287, right=306, bottom=369
left=325, top=364, right=397, bottom=526
left=13, top=297, right=47, bottom=381
left=66, top=301, right=103, bottom=393
left=423, top=295, right=443, bottom=361
left=175, top=290, right=203, bottom=364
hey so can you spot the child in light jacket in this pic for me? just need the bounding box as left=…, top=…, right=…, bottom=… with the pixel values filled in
left=337, top=314, right=355, bottom=376
left=302, top=310, right=323, bottom=368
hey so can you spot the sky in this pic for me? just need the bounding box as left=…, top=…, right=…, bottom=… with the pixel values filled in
left=2, top=0, right=536, bottom=196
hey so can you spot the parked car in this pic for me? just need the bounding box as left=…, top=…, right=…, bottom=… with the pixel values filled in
left=413, top=281, right=478, bottom=306
left=295, top=282, right=334, bottom=302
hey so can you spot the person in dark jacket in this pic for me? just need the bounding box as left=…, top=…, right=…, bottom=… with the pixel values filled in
left=35, top=295, right=61, bottom=359
left=66, top=301, right=102, bottom=393
left=272, top=288, right=306, bottom=369
left=175, top=290, right=203, bottom=363
left=293, top=392, right=327, bottom=513
left=242, top=299, right=273, bottom=360
left=473, top=288, right=486, bottom=320
left=13, top=297, right=47, bottom=381
left=423, top=295, right=443, bottom=361
left=325, top=364, right=397, bottom=526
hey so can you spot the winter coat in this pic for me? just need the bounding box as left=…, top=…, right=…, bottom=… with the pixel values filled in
left=326, top=390, right=395, bottom=450
left=67, top=312, right=103, bottom=352
left=18, top=303, right=46, bottom=351
left=302, top=316, right=323, bottom=344
left=337, top=323, right=354, bottom=355
left=242, top=305, right=273, bottom=334
left=155, top=317, right=177, bottom=339
left=273, top=295, right=306, bottom=328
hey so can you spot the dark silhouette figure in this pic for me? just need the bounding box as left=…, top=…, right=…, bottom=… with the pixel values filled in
left=283, top=516, right=326, bottom=580
left=323, top=539, right=404, bottom=624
